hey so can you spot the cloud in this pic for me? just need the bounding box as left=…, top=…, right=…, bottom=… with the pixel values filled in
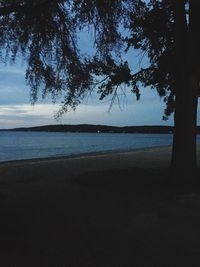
left=0, top=100, right=174, bottom=129
left=0, top=104, right=59, bottom=128
left=3, top=65, right=200, bottom=129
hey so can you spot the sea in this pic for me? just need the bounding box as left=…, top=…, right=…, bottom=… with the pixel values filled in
left=0, top=131, right=199, bottom=163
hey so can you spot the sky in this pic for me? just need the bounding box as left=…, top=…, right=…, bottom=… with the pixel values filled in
left=0, top=63, right=175, bottom=129
left=0, top=28, right=198, bottom=129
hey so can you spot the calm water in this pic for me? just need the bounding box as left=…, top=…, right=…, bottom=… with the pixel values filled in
left=1, top=131, right=199, bottom=163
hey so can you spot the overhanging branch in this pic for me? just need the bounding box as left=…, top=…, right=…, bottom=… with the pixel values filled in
left=131, top=67, right=152, bottom=80
left=0, top=0, right=51, bottom=16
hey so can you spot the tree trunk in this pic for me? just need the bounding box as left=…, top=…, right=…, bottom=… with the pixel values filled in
left=171, top=0, right=198, bottom=175
left=171, top=76, right=198, bottom=172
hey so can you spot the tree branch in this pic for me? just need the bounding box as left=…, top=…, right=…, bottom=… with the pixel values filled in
left=0, top=4, right=25, bottom=15
left=131, top=67, right=151, bottom=80
left=0, top=0, right=51, bottom=16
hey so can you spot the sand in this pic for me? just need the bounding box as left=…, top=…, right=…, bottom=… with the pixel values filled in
left=0, top=146, right=173, bottom=183
left=0, top=146, right=200, bottom=265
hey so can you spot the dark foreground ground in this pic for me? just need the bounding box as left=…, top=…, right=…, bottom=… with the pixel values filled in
left=0, top=149, right=200, bottom=266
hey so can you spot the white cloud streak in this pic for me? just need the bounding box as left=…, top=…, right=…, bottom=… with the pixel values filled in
left=0, top=101, right=174, bottom=129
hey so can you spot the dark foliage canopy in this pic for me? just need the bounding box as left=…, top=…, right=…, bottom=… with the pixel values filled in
left=0, top=0, right=197, bottom=119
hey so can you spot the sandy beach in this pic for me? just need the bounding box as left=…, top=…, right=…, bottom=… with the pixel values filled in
left=1, top=146, right=200, bottom=265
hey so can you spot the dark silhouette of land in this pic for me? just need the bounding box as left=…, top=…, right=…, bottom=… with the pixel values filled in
left=2, top=124, right=200, bottom=134
left=0, top=124, right=175, bottom=133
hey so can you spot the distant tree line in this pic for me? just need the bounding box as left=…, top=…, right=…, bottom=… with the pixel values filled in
left=1, top=124, right=198, bottom=135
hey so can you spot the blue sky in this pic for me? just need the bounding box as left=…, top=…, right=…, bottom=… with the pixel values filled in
left=0, top=63, right=175, bottom=129
left=0, top=28, right=197, bottom=129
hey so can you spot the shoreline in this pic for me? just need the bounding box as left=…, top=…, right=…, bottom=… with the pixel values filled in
left=0, top=145, right=172, bottom=166
left=1, top=145, right=199, bottom=184
left=0, top=145, right=173, bottom=184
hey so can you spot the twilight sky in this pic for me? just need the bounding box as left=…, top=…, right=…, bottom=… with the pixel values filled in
left=0, top=29, right=199, bottom=129
left=0, top=62, right=176, bottom=129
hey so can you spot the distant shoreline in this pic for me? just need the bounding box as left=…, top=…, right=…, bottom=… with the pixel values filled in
left=2, top=123, right=200, bottom=134
left=0, top=124, right=175, bottom=134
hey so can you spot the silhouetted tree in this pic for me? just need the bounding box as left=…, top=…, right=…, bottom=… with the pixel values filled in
left=80, top=0, right=199, bottom=173
left=119, top=0, right=199, bottom=173
left=0, top=0, right=199, bottom=173
left=0, top=0, right=124, bottom=108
